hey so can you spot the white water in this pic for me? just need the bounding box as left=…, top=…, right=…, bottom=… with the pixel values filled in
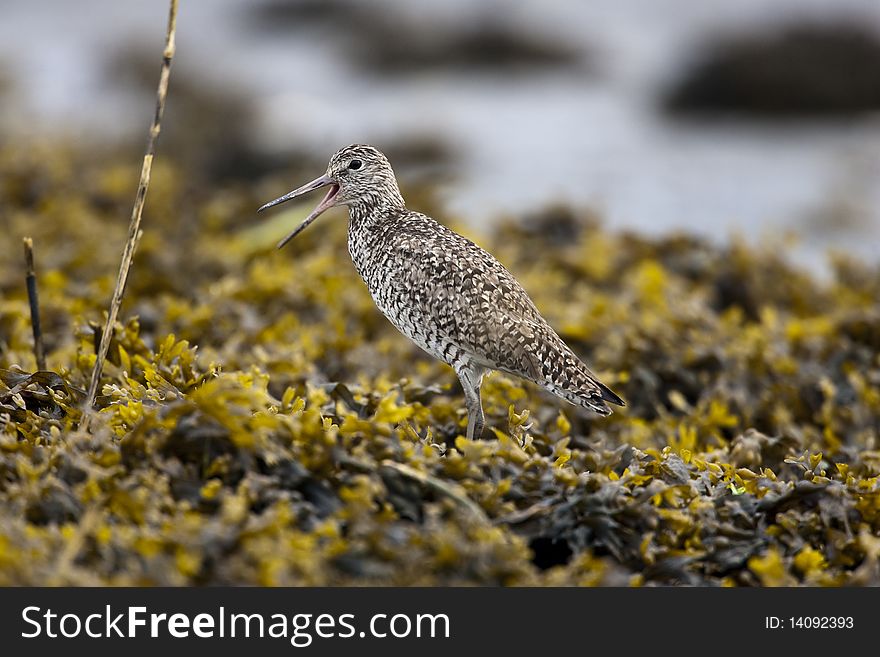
left=1, top=0, right=879, bottom=271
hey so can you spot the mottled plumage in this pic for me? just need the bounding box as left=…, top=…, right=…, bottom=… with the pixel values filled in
left=259, top=144, right=624, bottom=438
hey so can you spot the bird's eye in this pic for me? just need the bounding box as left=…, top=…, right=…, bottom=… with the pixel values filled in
left=348, top=159, right=363, bottom=171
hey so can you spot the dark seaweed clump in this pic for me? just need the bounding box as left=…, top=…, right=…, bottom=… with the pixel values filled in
left=0, top=143, right=879, bottom=586
left=246, top=0, right=587, bottom=77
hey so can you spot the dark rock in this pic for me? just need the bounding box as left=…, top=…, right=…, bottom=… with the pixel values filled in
left=665, top=23, right=880, bottom=118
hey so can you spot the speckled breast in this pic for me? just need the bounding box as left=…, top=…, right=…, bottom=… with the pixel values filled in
left=346, top=213, right=463, bottom=368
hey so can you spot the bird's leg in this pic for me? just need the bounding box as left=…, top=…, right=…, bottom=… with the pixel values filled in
left=467, top=396, right=484, bottom=441
left=457, top=365, right=485, bottom=440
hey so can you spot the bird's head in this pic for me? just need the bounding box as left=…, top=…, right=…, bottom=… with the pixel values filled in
left=258, top=144, right=403, bottom=249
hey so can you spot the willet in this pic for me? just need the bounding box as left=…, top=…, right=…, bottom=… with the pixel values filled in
left=259, top=144, right=624, bottom=439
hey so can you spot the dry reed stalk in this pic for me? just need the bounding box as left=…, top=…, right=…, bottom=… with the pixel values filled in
left=82, top=0, right=178, bottom=425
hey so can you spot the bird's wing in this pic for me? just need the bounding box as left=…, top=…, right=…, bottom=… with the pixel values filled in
left=392, top=226, right=561, bottom=372
left=390, top=223, right=623, bottom=409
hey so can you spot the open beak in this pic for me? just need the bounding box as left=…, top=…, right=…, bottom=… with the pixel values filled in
left=257, top=174, right=340, bottom=249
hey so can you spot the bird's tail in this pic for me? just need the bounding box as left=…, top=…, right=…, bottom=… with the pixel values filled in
left=542, top=381, right=614, bottom=416
left=497, top=330, right=625, bottom=416
left=540, top=359, right=625, bottom=417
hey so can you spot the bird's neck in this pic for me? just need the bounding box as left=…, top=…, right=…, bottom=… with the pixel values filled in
left=347, top=192, right=406, bottom=232
left=346, top=194, right=407, bottom=281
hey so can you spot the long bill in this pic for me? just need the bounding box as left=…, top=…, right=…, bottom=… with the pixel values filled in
left=257, top=174, right=340, bottom=249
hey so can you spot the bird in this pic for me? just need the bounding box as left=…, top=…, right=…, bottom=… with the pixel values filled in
left=258, top=144, right=624, bottom=439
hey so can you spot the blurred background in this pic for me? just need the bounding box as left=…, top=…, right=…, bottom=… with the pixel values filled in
left=1, top=0, right=879, bottom=273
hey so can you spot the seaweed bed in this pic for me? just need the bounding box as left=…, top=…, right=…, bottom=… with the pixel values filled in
left=1, top=141, right=879, bottom=586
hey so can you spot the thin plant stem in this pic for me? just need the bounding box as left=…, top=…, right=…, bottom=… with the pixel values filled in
left=83, top=0, right=178, bottom=424
left=23, top=237, right=46, bottom=371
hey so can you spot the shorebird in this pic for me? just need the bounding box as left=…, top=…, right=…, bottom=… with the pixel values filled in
left=259, top=145, right=624, bottom=439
